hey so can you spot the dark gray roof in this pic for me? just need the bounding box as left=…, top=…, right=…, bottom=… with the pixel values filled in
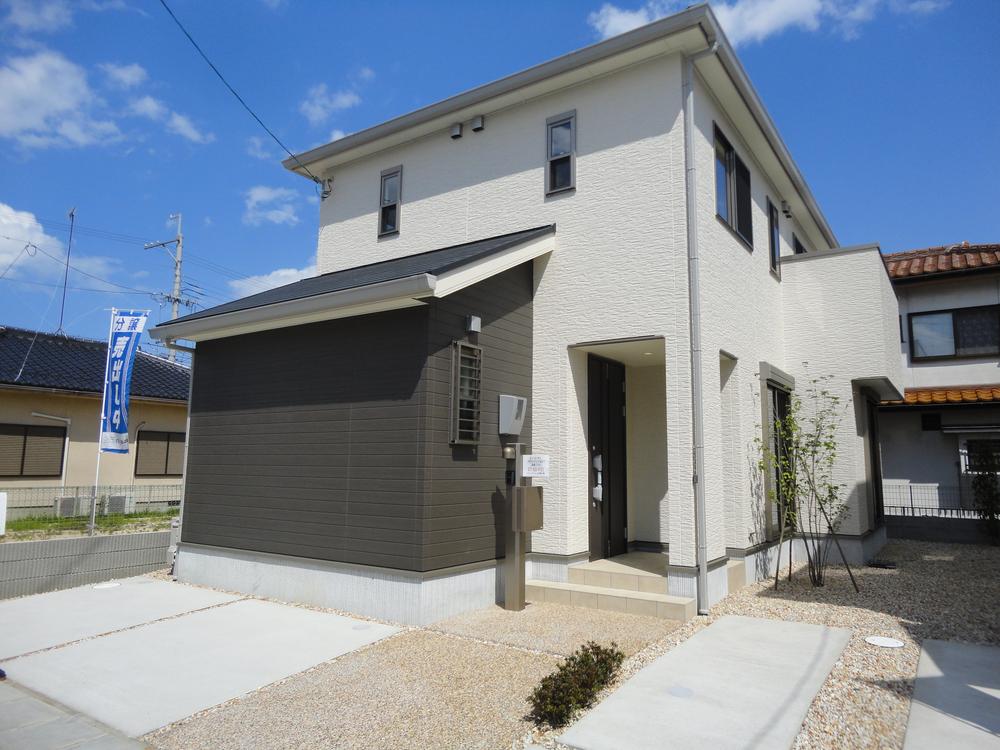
left=157, top=225, right=554, bottom=329
left=0, top=327, right=189, bottom=401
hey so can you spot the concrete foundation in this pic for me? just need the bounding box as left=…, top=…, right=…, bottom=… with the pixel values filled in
left=175, top=543, right=503, bottom=626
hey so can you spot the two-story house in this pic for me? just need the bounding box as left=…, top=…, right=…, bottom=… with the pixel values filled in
left=150, top=5, right=902, bottom=625
left=879, top=242, right=1000, bottom=520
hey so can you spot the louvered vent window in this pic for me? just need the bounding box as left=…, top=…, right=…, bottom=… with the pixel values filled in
left=451, top=342, right=482, bottom=445
left=0, top=423, right=65, bottom=477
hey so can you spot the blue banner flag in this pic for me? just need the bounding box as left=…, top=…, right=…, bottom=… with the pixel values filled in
left=99, top=309, right=148, bottom=454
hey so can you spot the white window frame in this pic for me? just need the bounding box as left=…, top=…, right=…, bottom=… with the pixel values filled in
left=378, top=165, right=402, bottom=237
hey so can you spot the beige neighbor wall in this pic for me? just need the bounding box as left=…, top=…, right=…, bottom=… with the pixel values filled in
left=0, top=387, right=188, bottom=489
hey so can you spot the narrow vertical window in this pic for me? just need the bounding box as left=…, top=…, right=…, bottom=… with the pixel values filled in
left=546, top=111, right=576, bottom=194
left=378, top=165, right=402, bottom=236
left=767, top=198, right=780, bottom=275
left=451, top=342, right=482, bottom=444
left=792, top=234, right=808, bottom=255
left=714, top=125, right=753, bottom=247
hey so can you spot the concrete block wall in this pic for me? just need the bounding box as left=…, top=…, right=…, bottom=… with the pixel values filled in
left=0, top=531, right=171, bottom=599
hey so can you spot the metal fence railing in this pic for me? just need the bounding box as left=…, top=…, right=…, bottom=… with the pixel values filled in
left=884, top=505, right=980, bottom=519
left=881, top=483, right=969, bottom=514
left=1, top=484, right=182, bottom=540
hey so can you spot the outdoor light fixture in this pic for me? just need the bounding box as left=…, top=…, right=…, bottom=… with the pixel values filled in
left=466, top=315, right=482, bottom=334
left=781, top=200, right=792, bottom=219
left=450, top=122, right=463, bottom=139
left=470, top=115, right=485, bottom=132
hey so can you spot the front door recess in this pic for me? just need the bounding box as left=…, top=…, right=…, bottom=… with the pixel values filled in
left=588, top=354, right=627, bottom=560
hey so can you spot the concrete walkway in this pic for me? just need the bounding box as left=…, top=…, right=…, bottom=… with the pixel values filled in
left=1, top=576, right=399, bottom=738
left=560, top=615, right=850, bottom=750
left=0, top=680, right=144, bottom=749
left=904, top=639, right=1000, bottom=749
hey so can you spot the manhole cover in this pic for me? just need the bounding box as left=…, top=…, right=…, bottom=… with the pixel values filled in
left=93, top=581, right=120, bottom=590
left=865, top=636, right=904, bottom=648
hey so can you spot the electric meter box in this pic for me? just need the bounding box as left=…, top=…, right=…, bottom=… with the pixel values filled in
left=498, top=395, right=527, bottom=436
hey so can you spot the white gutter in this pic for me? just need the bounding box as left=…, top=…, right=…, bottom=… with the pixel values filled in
left=682, top=39, right=719, bottom=616
left=149, top=273, right=436, bottom=343
left=32, top=411, right=71, bottom=490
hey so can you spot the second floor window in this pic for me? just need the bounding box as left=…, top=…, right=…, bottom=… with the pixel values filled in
left=546, top=111, right=576, bottom=195
left=910, top=304, right=1000, bottom=360
left=792, top=234, right=808, bottom=255
left=715, top=126, right=753, bottom=247
left=767, top=198, right=780, bottom=274
left=379, top=166, right=402, bottom=236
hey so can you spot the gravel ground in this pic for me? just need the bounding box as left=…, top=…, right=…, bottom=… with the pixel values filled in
left=146, top=630, right=559, bottom=750
left=429, top=601, right=679, bottom=656
left=524, top=540, right=1000, bottom=750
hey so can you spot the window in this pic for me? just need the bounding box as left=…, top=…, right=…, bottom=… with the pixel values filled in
left=378, top=166, right=402, bottom=236
left=0, top=423, right=65, bottom=477
left=965, top=439, right=1000, bottom=473
left=767, top=198, right=780, bottom=274
left=766, top=383, right=793, bottom=534
left=450, top=342, right=482, bottom=444
left=792, top=234, right=808, bottom=255
left=714, top=126, right=753, bottom=246
left=545, top=111, right=576, bottom=194
left=910, top=305, right=1000, bottom=361
left=920, top=414, right=941, bottom=431
left=135, top=430, right=186, bottom=476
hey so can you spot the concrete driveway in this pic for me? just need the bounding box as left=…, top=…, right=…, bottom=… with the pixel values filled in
left=0, top=576, right=399, bottom=738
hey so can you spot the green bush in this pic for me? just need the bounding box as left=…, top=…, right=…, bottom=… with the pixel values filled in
left=972, top=471, right=1000, bottom=545
left=528, top=641, right=624, bottom=728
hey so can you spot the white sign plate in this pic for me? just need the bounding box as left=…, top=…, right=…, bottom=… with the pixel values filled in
left=521, top=454, right=550, bottom=479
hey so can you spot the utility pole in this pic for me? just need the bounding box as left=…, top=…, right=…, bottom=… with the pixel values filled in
left=144, top=213, right=189, bottom=362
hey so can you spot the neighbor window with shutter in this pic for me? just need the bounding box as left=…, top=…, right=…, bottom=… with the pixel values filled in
left=135, top=430, right=186, bottom=476
left=451, top=342, right=482, bottom=444
left=714, top=125, right=753, bottom=247
left=0, top=423, right=65, bottom=477
left=910, top=304, right=1000, bottom=361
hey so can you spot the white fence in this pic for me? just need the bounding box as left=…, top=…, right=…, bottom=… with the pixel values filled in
left=2, top=484, right=182, bottom=522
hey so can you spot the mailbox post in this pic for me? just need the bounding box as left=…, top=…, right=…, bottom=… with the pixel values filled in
left=503, top=442, right=543, bottom=611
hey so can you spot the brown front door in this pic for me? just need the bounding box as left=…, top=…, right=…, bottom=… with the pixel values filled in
left=588, top=355, right=627, bottom=560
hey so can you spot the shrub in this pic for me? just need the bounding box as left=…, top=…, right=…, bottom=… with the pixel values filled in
left=528, top=641, right=624, bottom=728
left=972, top=470, right=1000, bottom=545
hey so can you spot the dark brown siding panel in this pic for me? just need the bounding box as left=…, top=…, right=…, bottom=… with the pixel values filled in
left=183, top=308, right=429, bottom=571
left=421, top=263, right=534, bottom=571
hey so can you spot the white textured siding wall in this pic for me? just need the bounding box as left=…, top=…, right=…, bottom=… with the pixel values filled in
left=689, top=75, right=812, bottom=561
left=896, top=276, right=1000, bottom=388
left=626, top=364, right=669, bottom=544
left=316, top=55, right=688, bottom=558
left=782, top=248, right=903, bottom=535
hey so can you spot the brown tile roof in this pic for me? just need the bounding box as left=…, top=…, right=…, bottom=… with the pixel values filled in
left=883, top=384, right=1000, bottom=406
left=883, top=241, right=1000, bottom=281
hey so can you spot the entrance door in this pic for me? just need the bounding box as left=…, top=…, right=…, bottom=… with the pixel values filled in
left=588, top=355, right=627, bottom=560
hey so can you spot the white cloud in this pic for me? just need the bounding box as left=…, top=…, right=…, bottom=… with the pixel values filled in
left=587, top=0, right=949, bottom=45
left=98, top=61, right=147, bottom=88
left=229, top=262, right=316, bottom=298
left=329, top=128, right=348, bottom=141
left=0, top=50, right=120, bottom=148
left=2, top=0, right=73, bottom=32
left=128, top=95, right=167, bottom=119
left=299, top=83, right=360, bottom=126
left=246, top=135, right=273, bottom=160
left=357, top=66, right=375, bottom=82
left=0, top=202, right=119, bottom=287
left=243, top=186, right=301, bottom=227
left=166, top=112, right=214, bottom=144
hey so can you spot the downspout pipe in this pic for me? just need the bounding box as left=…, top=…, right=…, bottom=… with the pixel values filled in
left=682, top=39, right=718, bottom=616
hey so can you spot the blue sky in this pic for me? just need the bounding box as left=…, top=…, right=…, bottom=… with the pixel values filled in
left=1, top=0, right=998, bottom=350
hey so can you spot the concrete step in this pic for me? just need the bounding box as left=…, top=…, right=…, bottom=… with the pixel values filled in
left=526, top=579, right=696, bottom=622
left=568, top=564, right=668, bottom=595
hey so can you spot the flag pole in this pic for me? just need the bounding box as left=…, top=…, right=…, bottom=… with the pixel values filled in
left=90, top=307, right=116, bottom=536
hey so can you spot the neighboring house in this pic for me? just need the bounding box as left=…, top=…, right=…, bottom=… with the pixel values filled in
left=879, top=242, right=1000, bottom=517
left=0, top=326, right=190, bottom=519
left=150, top=5, right=902, bottom=625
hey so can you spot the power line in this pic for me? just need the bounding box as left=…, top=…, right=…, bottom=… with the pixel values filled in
left=0, top=276, right=151, bottom=294
left=156, top=0, right=323, bottom=185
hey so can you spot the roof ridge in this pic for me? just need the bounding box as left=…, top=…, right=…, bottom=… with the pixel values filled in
left=884, top=242, right=1000, bottom=259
